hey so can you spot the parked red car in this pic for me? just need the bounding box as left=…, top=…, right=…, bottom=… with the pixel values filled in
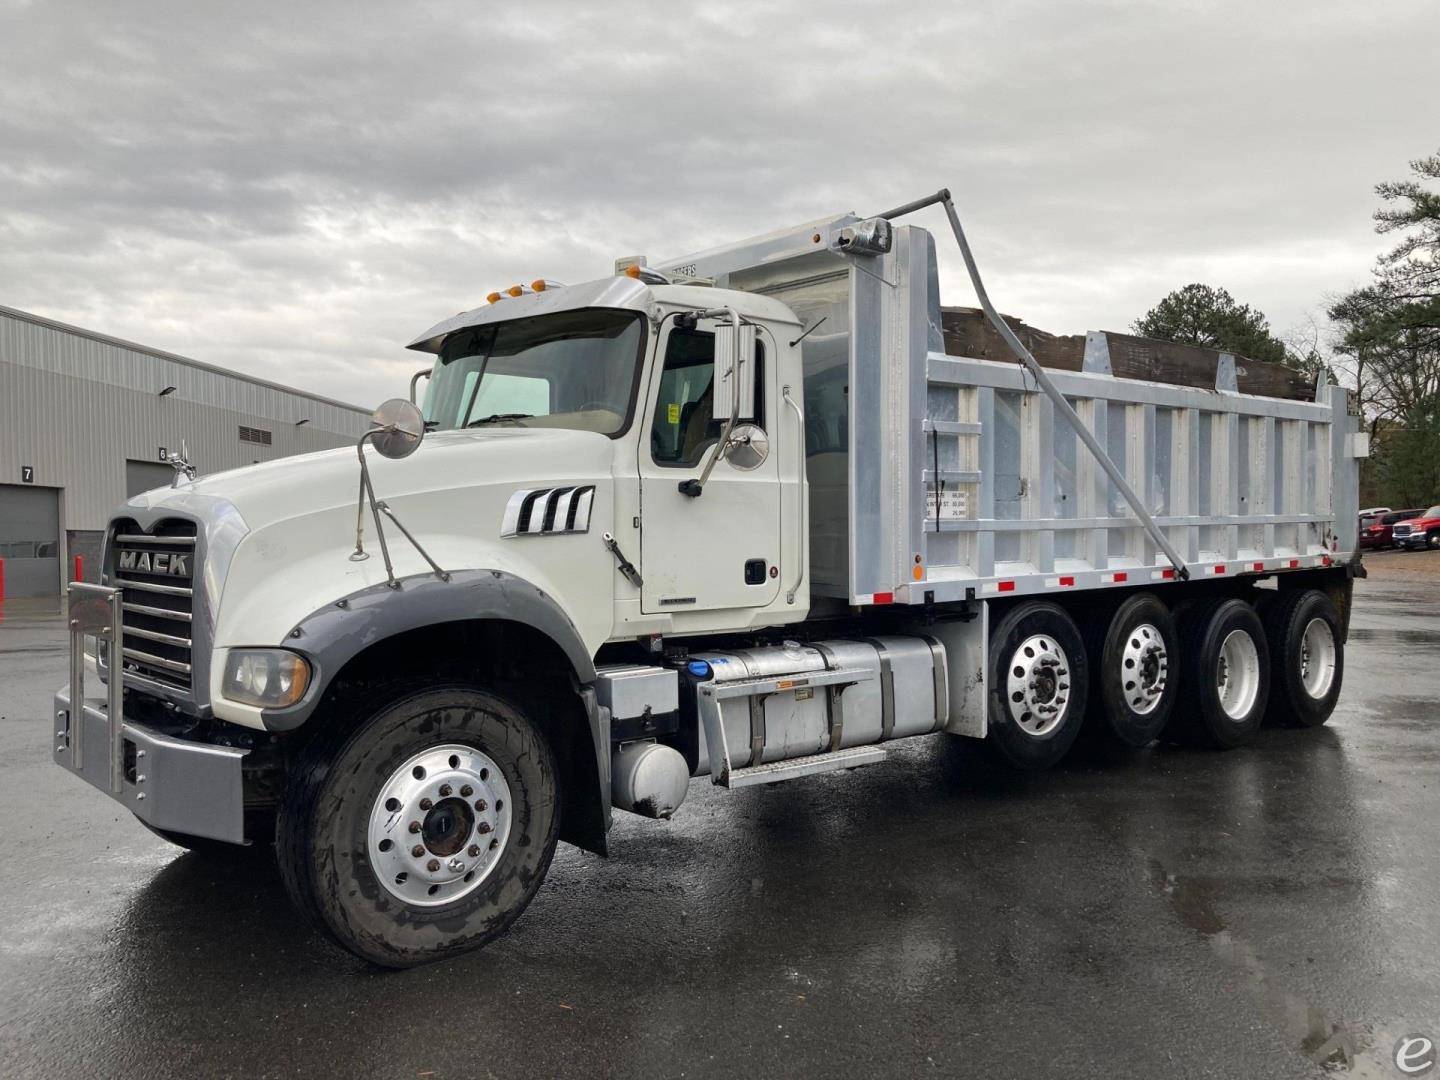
left=1360, top=508, right=1425, bottom=549
left=1392, top=506, right=1440, bottom=550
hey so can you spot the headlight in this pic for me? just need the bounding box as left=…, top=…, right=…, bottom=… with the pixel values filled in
left=223, top=649, right=311, bottom=708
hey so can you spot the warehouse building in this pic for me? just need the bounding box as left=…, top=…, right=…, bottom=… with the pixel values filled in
left=0, top=304, right=372, bottom=598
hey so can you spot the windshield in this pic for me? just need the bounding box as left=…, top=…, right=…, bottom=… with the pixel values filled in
left=424, top=309, right=646, bottom=435
left=1427, top=506, right=1440, bottom=519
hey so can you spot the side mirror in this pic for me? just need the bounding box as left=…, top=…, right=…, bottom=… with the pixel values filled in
left=715, top=322, right=758, bottom=421
left=368, top=398, right=425, bottom=460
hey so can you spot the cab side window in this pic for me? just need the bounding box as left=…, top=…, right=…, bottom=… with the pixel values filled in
left=651, top=328, right=764, bottom=466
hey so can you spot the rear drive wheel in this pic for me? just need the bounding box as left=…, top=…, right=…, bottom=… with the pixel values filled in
left=1090, top=593, right=1178, bottom=747
left=986, top=601, right=1089, bottom=770
left=1168, top=598, right=1270, bottom=749
left=277, top=685, right=559, bottom=968
left=1262, top=589, right=1343, bottom=728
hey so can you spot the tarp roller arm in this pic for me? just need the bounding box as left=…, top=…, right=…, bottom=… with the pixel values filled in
left=880, top=188, right=1191, bottom=582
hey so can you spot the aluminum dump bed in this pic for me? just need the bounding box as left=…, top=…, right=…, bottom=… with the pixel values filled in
left=659, top=209, right=1366, bottom=606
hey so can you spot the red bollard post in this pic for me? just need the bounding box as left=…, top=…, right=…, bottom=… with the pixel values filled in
left=73, top=554, right=84, bottom=582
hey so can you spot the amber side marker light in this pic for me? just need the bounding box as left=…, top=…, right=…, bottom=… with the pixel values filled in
left=486, top=291, right=502, bottom=304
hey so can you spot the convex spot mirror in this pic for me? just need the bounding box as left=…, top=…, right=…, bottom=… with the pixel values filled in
left=368, top=398, right=425, bottom=459
left=714, top=321, right=759, bottom=423
left=726, top=423, right=769, bottom=470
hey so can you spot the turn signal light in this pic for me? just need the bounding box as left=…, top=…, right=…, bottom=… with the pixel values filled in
left=486, top=291, right=502, bottom=304
left=623, top=264, right=642, bottom=279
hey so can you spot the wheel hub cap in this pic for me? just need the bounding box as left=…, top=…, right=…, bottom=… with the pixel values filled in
left=1121, top=623, right=1168, bottom=715
left=368, top=743, right=513, bottom=907
left=1299, top=617, right=1337, bottom=698
left=1216, top=629, right=1261, bottom=720
left=1005, top=634, right=1071, bottom=736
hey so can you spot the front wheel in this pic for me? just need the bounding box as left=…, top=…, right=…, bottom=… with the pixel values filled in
left=277, top=685, right=560, bottom=968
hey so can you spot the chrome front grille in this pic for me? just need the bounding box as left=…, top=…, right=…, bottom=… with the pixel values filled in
left=110, top=520, right=197, bottom=693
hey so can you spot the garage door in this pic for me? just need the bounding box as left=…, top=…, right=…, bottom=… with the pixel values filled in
left=127, top=460, right=175, bottom=498
left=0, top=484, right=61, bottom=598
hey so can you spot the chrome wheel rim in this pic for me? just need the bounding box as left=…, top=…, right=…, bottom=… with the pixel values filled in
left=1121, top=622, right=1168, bottom=715
left=367, top=743, right=513, bottom=907
left=1216, top=629, right=1261, bottom=720
left=1299, top=617, right=1337, bottom=699
left=1005, top=634, right=1072, bottom=736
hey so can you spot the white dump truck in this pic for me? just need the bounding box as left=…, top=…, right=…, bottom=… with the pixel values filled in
left=54, top=190, right=1366, bottom=966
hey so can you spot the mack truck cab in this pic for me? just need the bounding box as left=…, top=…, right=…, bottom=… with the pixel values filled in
left=54, top=261, right=839, bottom=967
left=53, top=196, right=1360, bottom=967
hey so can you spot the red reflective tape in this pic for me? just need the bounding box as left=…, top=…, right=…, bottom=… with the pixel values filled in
left=1321, top=556, right=1332, bottom=567
left=997, top=581, right=1016, bottom=592
left=1288, top=559, right=1300, bottom=568
left=1112, top=572, right=1128, bottom=583
left=1214, top=565, right=1226, bottom=574
left=1252, top=561, right=1264, bottom=572
left=872, top=592, right=894, bottom=605
left=1059, top=576, right=1075, bottom=587
left=1160, top=568, right=1176, bottom=580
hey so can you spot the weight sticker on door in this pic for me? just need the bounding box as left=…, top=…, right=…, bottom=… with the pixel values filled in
left=924, top=487, right=968, bottom=519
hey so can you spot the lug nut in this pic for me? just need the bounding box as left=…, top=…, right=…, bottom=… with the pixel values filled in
left=412, top=845, right=425, bottom=857
left=474, top=799, right=487, bottom=812
left=408, top=820, right=421, bottom=834
left=427, top=859, right=440, bottom=872
left=477, top=821, right=492, bottom=835
left=468, top=844, right=481, bottom=857
left=419, top=798, right=433, bottom=811
left=439, top=784, right=452, bottom=797
left=460, top=785, right=473, bottom=797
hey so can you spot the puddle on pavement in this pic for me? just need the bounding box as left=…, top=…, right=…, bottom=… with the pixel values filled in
left=1149, top=862, right=1389, bottom=1074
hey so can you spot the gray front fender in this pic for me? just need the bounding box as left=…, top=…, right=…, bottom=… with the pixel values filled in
left=261, top=568, right=597, bottom=731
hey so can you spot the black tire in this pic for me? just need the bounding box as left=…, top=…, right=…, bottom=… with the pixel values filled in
left=1262, top=589, right=1344, bottom=728
left=277, top=685, right=560, bottom=968
left=986, top=601, right=1089, bottom=770
left=1429, top=531, right=1440, bottom=550
left=1167, top=598, right=1270, bottom=749
left=1089, top=593, right=1178, bottom=747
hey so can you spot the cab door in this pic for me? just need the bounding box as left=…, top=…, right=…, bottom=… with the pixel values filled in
left=638, top=318, right=781, bottom=613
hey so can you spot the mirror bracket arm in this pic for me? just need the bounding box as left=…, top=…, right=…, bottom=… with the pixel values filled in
left=680, top=306, right=744, bottom=498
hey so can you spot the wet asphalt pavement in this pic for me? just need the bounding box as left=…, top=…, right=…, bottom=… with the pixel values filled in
left=1, top=579, right=1438, bottom=1079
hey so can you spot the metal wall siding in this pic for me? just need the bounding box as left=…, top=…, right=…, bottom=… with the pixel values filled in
left=1, top=311, right=372, bottom=531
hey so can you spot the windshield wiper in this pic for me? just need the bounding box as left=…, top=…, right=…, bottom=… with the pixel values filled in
left=466, top=412, right=534, bottom=427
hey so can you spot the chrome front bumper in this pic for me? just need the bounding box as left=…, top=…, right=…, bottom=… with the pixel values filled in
left=52, top=583, right=247, bottom=844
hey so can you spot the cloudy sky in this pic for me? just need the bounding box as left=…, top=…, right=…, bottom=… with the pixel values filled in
left=2, top=0, right=1436, bottom=407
